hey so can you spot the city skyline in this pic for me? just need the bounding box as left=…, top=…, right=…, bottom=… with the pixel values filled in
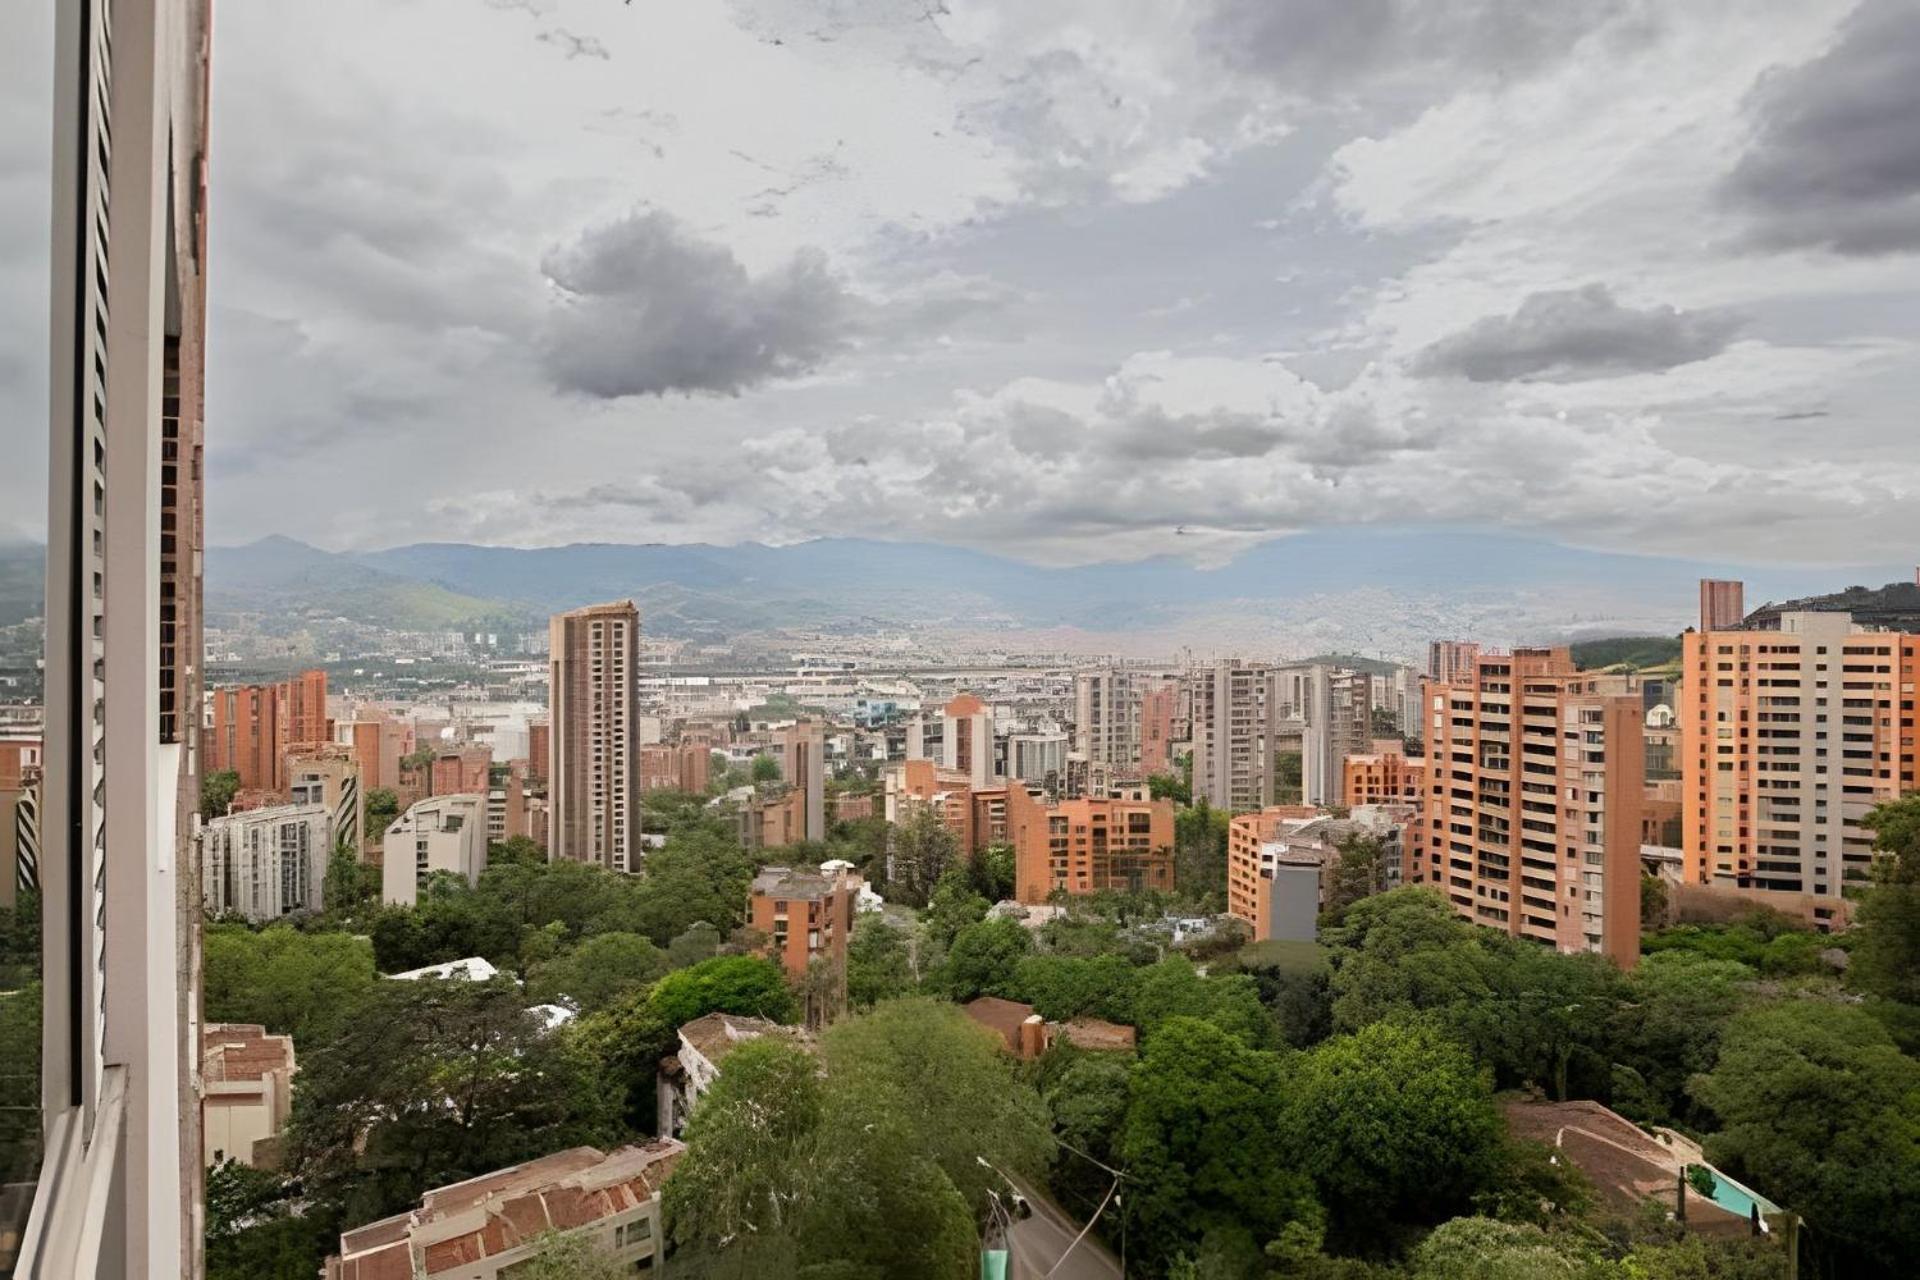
left=3, top=0, right=1919, bottom=571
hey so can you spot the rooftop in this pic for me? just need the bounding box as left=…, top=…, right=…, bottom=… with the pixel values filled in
left=387, top=956, right=499, bottom=983
left=334, top=1139, right=684, bottom=1279
left=750, top=863, right=851, bottom=899
left=202, top=1023, right=295, bottom=1084
left=677, top=1012, right=804, bottom=1066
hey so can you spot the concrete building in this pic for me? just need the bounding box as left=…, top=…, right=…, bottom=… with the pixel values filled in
left=526, top=716, right=550, bottom=785
left=382, top=794, right=489, bottom=907
left=200, top=1024, right=296, bottom=1170
left=1699, top=578, right=1746, bottom=633
left=549, top=601, right=642, bottom=871
left=203, top=804, right=330, bottom=921
left=1682, top=612, right=1918, bottom=906
left=747, top=864, right=859, bottom=977
left=1008, top=730, right=1069, bottom=785
left=1412, top=648, right=1644, bottom=966
left=941, top=692, right=996, bottom=789
left=1427, top=640, right=1482, bottom=686
left=24, top=0, right=215, bottom=1271
left=1, top=738, right=42, bottom=908
left=1139, top=681, right=1178, bottom=776
left=336, top=709, right=408, bottom=792
left=962, top=996, right=1136, bottom=1061
left=1191, top=660, right=1281, bottom=810
left=1226, top=807, right=1415, bottom=942
left=1344, top=739, right=1427, bottom=807
left=1300, top=665, right=1372, bottom=807
left=1006, top=784, right=1175, bottom=904
left=326, top=1140, right=684, bottom=1280
left=429, top=745, right=492, bottom=800
left=656, top=1013, right=802, bottom=1137
left=781, top=720, right=827, bottom=844
left=286, top=745, right=364, bottom=858
left=1225, top=806, right=1326, bottom=938
left=203, top=669, right=328, bottom=794
left=639, top=740, right=712, bottom=794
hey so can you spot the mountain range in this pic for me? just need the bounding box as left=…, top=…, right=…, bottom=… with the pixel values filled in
left=0, top=529, right=1908, bottom=655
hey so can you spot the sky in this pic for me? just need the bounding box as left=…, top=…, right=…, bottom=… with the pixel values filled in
left=3, top=0, right=1919, bottom=571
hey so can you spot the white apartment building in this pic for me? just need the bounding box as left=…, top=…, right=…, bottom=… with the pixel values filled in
left=382, top=794, right=489, bottom=907
left=203, top=804, right=331, bottom=921
left=1191, top=660, right=1281, bottom=810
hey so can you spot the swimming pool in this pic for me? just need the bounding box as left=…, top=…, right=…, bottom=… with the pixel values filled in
left=1690, top=1165, right=1780, bottom=1226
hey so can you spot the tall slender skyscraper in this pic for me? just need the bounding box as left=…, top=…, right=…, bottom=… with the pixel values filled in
left=548, top=601, right=641, bottom=871
left=26, top=1, right=212, bottom=1274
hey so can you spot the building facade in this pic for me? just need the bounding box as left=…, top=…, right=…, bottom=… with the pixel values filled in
left=1699, top=578, right=1746, bottom=633
left=1006, top=784, right=1176, bottom=903
left=25, top=1, right=215, bottom=1271
left=1191, top=660, right=1280, bottom=810
left=327, top=1141, right=684, bottom=1280
left=1, top=738, right=42, bottom=908
left=748, top=864, right=859, bottom=977
left=202, top=669, right=328, bottom=794
left=286, top=745, right=363, bottom=858
left=1411, top=648, right=1643, bottom=965
left=200, top=1024, right=296, bottom=1171
left=203, top=804, right=330, bottom=921
left=781, top=720, right=827, bottom=844
left=1426, top=640, right=1482, bottom=686
left=548, top=601, right=641, bottom=871
left=1681, top=612, right=1918, bottom=902
left=381, top=794, right=488, bottom=907
left=940, top=692, right=995, bottom=789
left=1300, top=665, right=1372, bottom=808
left=1344, top=739, right=1427, bottom=807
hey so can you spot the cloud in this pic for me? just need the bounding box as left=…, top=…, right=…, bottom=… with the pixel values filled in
left=539, top=210, right=864, bottom=398
left=1723, top=0, right=1920, bottom=256
left=1410, top=285, right=1742, bottom=382
left=1203, top=0, right=1636, bottom=98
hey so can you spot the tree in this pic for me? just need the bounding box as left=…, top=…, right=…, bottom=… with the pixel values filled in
left=1132, top=955, right=1275, bottom=1049
left=664, top=1040, right=826, bottom=1247
left=1850, top=794, right=1920, bottom=1004
left=751, top=753, right=782, bottom=784
left=1286, top=1022, right=1502, bottom=1240
left=968, top=842, right=1016, bottom=902
left=1691, top=1001, right=1920, bottom=1277
left=363, top=786, right=401, bottom=841
left=1640, top=874, right=1669, bottom=930
left=286, top=975, right=618, bottom=1230
left=205, top=1158, right=332, bottom=1280
left=1148, top=771, right=1191, bottom=805
left=1607, top=951, right=1753, bottom=1125
left=0, top=984, right=42, bottom=1185
left=666, top=921, right=723, bottom=969
left=923, top=866, right=990, bottom=950
left=488, top=834, right=546, bottom=868
left=938, top=916, right=1033, bottom=1001
left=845, top=915, right=915, bottom=1008
left=201, top=768, right=240, bottom=820
left=1013, top=953, right=1138, bottom=1023
left=203, top=924, right=378, bottom=1044
left=1174, top=800, right=1231, bottom=906
left=1322, top=832, right=1387, bottom=923
left=1121, top=1016, right=1318, bottom=1274
left=886, top=806, right=961, bottom=907
left=321, top=844, right=378, bottom=917
left=1274, top=751, right=1304, bottom=805
left=516, top=1232, right=631, bottom=1280
left=649, top=954, right=799, bottom=1028
left=1042, top=1051, right=1133, bottom=1216
left=1406, top=1218, right=1607, bottom=1280
left=527, top=931, right=668, bottom=1013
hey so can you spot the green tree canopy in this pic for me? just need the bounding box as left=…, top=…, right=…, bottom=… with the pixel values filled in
left=526, top=931, right=668, bottom=1013
left=204, top=923, right=378, bottom=1044
left=938, top=916, right=1033, bottom=1001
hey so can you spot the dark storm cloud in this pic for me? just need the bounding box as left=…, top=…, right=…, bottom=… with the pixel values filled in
left=539, top=210, right=864, bottom=398
left=1202, top=0, right=1630, bottom=93
left=1723, top=0, right=1920, bottom=256
left=1410, top=285, right=1742, bottom=383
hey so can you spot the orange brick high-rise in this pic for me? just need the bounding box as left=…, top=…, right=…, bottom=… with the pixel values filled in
left=1007, top=783, right=1174, bottom=903
left=1412, top=647, right=1643, bottom=966
left=203, top=669, right=328, bottom=793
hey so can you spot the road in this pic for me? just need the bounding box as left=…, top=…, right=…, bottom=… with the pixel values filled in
left=1002, top=1174, right=1123, bottom=1280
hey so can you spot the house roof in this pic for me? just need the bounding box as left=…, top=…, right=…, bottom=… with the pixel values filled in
left=1056, top=1018, right=1136, bottom=1053
left=964, top=996, right=1038, bottom=1052
left=677, top=1012, right=802, bottom=1067
left=334, top=1140, right=685, bottom=1279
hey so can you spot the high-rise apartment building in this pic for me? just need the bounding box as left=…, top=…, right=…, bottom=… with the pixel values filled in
left=1300, top=665, right=1372, bottom=807
left=747, top=863, right=859, bottom=977
left=286, top=745, right=364, bottom=858
left=1, top=738, right=43, bottom=909
left=548, top=601, right=641, bottom=871
left=940, top=692, right=995, bottom=789
left=1682, top=612, right=1918, bottom=899
left=202, top=804, right=331, bottom=922
left=1412, top=648, right=1643, bottom=966
left=1073, top=669, right=1141, bottom=770
left=26, top=1, right=214, bottom=1272
left=1426, top=641, right=1482, bottom=686
left=1139, top=681, right=1178, bottom=776
left=203, top=668, right=328, bottom=793
left=780, top=721, right=827, bottom=844
left=1191, top=660, right=1280, bottom=810
left=336, top=708, right=407, bottom=791
left=1699, top=578, right=1746, bottom=633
